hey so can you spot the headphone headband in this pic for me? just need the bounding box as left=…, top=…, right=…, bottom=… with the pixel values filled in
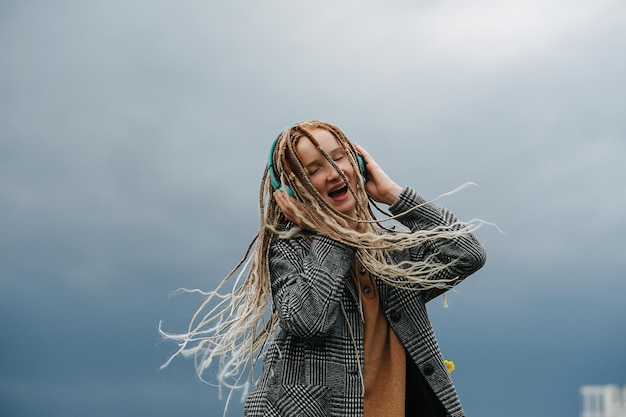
left=267, top=134, right=285, bottom=193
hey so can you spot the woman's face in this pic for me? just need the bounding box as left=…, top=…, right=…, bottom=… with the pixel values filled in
left=295, top=128, right=357, bottom=217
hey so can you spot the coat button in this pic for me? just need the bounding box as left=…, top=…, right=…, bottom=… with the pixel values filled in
left=423, top=364, right=435, bottom=376
left=389, top=310, right=401, bottom=322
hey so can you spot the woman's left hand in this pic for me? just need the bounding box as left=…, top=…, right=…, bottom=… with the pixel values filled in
left=354, top=143, right=403, bottom=206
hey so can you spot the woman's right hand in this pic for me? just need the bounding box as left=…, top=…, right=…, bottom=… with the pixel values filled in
left=274, top=190, right=309, bottom=229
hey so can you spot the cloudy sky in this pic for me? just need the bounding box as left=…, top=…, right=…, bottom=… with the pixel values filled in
left=1, top=1, right=625, bottom=416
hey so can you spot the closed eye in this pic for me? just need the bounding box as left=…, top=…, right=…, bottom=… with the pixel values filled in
left=307, top=164, right=321, bottom=175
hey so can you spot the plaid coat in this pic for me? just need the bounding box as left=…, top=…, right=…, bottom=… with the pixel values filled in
left=244, top=187, right=486, bottom=417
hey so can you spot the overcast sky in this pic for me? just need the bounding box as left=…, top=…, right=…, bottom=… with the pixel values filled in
left=1, top=1, right=625, bottom=416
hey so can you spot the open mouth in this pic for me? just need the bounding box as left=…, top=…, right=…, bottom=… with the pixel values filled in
left=328, top=185, right=349, bottom=199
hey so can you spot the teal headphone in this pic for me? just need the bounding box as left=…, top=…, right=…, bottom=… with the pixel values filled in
left=267, top=134, right=367, bottom=198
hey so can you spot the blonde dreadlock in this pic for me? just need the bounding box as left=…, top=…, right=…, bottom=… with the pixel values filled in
left=160, top=120, right=482, bottom=401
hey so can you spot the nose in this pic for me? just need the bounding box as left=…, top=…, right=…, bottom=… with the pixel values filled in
left=325, top=163, right=341, bottom=181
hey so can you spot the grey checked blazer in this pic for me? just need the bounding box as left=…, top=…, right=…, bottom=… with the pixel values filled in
left=244, top=187, right=486, bottom=417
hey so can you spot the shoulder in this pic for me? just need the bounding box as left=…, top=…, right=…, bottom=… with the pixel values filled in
left=270, top=232, right=311, bottom=252
left=269, top=231, right=356, bottom=268
left=268, top=232, right=313, bottom=267
left=270, top=230, right=350, bottom=254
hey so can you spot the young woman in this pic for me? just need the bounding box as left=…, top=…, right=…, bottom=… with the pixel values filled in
left=162, top=120, right=486, bottom=417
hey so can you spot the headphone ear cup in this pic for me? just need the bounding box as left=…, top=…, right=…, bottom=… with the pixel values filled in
left=268, top=135, right=295, bottom=197
left=268, top=167, right=295, bottom=198
left=282, top=184, right=295, bottom=198
left=357, top=153, right=367, bottom=180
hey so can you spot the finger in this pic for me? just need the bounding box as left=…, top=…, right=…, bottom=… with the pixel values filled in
left=276, top=189, right=297, bottom=208
left=276, top=191, right=293, bottom=211
left=273, top=190, right=289, bottom=213
left=354, top=142, right=362, bottom=151
left=354, top=142, right=369, bottom=158
left=355, top=143, right=380, bottom=183
left=274, top=190, right=301, bottom=225
left=354, top=142, right=376, bottom=167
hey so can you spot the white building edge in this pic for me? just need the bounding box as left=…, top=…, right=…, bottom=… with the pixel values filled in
left=580, top=385, right=626, bottom=417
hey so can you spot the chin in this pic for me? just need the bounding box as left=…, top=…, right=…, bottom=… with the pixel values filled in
left=336, top=202, right=357, bottom=217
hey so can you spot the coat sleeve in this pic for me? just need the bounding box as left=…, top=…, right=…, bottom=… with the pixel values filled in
left=269, top=233, right=356, bottom=340
left=388, top=186, right=487, bottom=301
